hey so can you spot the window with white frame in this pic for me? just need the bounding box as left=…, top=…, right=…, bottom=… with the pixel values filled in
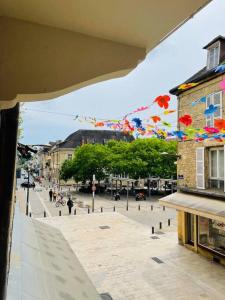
left=206, top=91, right=222, bottom=127
left=68, top=154, right=72, bottom=160
left=209, top=148, right=224, bottom=190
left=207, top=43, right=220, bottom=70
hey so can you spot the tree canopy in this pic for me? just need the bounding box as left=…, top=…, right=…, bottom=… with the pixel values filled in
left=60, top=138, right=177, bottom=182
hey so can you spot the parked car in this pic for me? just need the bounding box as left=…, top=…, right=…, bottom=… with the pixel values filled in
left=21, top=181, right=35, bottom=188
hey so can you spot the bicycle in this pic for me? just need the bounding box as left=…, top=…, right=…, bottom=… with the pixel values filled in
left=55, top=198, right=66, bottom=207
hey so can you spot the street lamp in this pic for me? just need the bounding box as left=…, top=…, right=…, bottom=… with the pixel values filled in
left=109, top=174, right=113, bottom=200
left=126, top=180, right=129, bottom=210
left=26, top=167, right=30, bottom=216
left=92, top=174, right=96, bottom=212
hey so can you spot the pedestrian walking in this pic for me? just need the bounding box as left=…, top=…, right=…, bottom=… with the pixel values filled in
left=67, top=196, right=74, bottom=215
left=114, top=192, right=120, bottom=201
left=53, top=191, right=57, bottom=202
left=49, top=189, right=53, bottom=202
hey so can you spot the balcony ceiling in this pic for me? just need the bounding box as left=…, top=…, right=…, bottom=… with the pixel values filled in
left=0, top=0, right=211, bottom=109
left=0, top=0, right=211, bottom=49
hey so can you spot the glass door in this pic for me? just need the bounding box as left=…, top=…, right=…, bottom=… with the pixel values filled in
left=186, top=213, right=195, bottom=246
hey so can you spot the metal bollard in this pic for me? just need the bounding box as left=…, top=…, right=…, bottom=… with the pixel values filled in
left=59, top=210, right=61, bottom=216
left=163, top=206, right=165, bottom=211
left=88, top=207, right=90, bottom=214
left=113, top=206, right=115, bottom=212
left=152, top=226, right=154, bottom=234
left=168, top=219, right=171, bottom=226
left=101, top=207, right=103, bottom=213
left=159, top=222, right=162, bottom=229
left=44, top=211, right=46, bottom=218
left=151, top=205, right=153, bottom=211
left=138, top=204, right=140, bottom=211
left=74, top=208, right=76, bottom=215
left=126, top=205, right=128, bottom=211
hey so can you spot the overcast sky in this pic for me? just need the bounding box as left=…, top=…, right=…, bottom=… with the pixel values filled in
left=21, top=0, right=225, bottom=145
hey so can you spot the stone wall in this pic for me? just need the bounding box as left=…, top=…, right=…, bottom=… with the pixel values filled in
left=177, top=73, right=225, bottom=188
left=49, top=148, right=74, bottom=184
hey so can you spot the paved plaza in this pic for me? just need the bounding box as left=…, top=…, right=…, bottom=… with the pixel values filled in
left=16, top=185, right=177, bottom=229
left=16, top=186, right=225, bottom=300
left=40, top=212, right=225, bottom=300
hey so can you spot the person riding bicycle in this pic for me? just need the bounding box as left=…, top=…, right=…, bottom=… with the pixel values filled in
left=135, top=192, right=145, bottom=201
left=55, top=195, right=65, bottom=207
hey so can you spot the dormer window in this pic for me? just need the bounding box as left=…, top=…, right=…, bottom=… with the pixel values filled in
left=207, top=42, right=220, bottom=70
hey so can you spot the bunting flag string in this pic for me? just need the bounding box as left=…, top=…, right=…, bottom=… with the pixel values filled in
left=22, top=77, right=225, bottom=143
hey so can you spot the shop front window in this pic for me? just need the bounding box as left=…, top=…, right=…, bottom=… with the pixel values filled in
left=198, top=216, right=225, bottom=257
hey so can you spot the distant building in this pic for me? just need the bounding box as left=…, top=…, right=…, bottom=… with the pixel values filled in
left=161, top=36, right=225, bottom=266
left=38, top=145, right=52, bottom=179
left=44, top=129, right=134, bottom=184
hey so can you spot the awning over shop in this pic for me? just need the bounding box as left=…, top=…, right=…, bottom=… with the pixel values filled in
left=160, top=192, right=225, bottom=222
left=0, top=0, right=212, bottom=109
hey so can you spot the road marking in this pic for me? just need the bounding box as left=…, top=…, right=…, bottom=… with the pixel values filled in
left=36, top=192, right=52, bottom=217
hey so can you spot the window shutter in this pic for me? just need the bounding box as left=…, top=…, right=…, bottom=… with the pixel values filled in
left=196, top=147, right=205, bottom=189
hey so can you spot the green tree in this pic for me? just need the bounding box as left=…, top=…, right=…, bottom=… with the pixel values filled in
left=106, top=138, right=177, bottom=179
left=71, top=143, right=110, bottom=182
left=59, top=138, right=177, bottom=182
left=60, top=159, right=74, bottom=182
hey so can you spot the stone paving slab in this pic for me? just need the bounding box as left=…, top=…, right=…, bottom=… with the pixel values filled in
left=40, top=212, right=225, bottom=300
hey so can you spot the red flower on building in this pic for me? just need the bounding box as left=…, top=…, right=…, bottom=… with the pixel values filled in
left=214, top=118, right=225, bottom=130
left=178, top=114, right=192, bottom=126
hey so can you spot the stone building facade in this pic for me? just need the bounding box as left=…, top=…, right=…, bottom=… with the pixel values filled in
left=49, top=147, right=74, bottom=184
left=161, top=36, right=225, bottom=266
left=177, top=74, right=225, bottom=189
left=38, top=145, right=52, bottom=178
